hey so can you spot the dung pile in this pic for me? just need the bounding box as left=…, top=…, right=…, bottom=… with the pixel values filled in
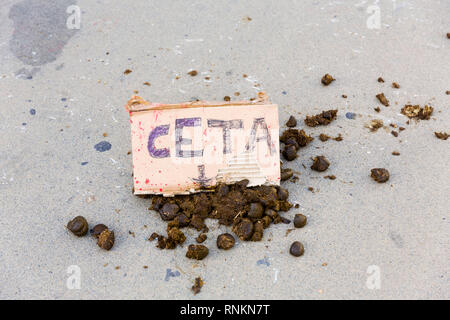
left=146, top=109, right=339, bottom=261
left=148, top=180, right=293, bottom=258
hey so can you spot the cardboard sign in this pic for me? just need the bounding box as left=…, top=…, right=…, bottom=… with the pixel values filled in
left=125, top=93, right=280, bottom=195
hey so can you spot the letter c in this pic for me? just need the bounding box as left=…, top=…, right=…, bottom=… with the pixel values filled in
left=148, top=125, right=170, bottom=158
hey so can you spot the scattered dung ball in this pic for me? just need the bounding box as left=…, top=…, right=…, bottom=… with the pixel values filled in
left=370, top=168, right=390, bottom=183
left=217, top=233, right=236, bottom=250
left=186, top=244, right=209, bottom=260
left=67, top=216, right=89, bottom=237
left=321, top=74, right=335, bottom=86
left=293, top=214, right=307, bottom=228
left=289, top=241, right=305, bottom=257
left=97, top=229, right=115, bottom=251
left=91, top=224, right=108, bottom=238
left=286, top=115, right=297, bottom=127
left=311, top=156, right=330, bottom=172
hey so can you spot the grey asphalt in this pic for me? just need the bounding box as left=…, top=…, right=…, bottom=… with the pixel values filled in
left=0, top=0, right=449, bottom=299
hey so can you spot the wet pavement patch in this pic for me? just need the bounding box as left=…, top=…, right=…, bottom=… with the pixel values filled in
left=94, top=141, right=112, bottom=152
left=345, top=112, right=356, bottom=120
left=256, top=257, right=270, bottom=266
left=9, top=0, right=78, bottom=68
left=164, top=268, right=181, bottom=281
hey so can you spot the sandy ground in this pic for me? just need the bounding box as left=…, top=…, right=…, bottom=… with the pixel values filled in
left=0, top=0, right=449, bottom=300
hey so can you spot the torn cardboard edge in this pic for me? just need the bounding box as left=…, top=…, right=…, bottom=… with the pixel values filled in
left=125, top=92, right=270, bottom=113
left=126, top=92, right=280, bottom=196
